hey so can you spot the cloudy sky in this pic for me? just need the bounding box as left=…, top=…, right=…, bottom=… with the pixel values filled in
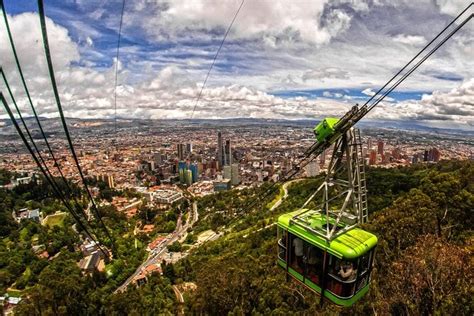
left=0, top=0, right=473, bottom=130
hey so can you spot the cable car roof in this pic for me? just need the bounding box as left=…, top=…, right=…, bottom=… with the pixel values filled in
left=278, top=209, right=378, bottom=259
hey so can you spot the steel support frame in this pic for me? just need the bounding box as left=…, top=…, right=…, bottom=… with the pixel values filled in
left=292, top=128, right=365, bottom=242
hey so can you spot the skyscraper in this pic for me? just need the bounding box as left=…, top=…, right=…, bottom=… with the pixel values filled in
left=224, top=139, right=232, bottom=166
left=223, top=165, right=232, bottom=180
left=217, top=132, right=223, bottom=170
left=320, top=149, right=326, bottom=165
left=190, top=163, right=199, bottom=182
left=428, top=147, right=441, bottom=162
left=186, top=143, right=193, bottom=154
left=369, top=150, right=377, bottom=165
left=185, top=170, right=193, bottom=186
left=231, top=163, right=240, bottom=186
left=153, top=152, right=162, bottom=165
left=305, top=161, right=319, bottom=177
left=177, top=143, right=185, bottom=160
left=377, top=140, right=384, bottom=156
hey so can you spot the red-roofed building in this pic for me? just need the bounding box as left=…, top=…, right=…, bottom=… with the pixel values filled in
left=147, top=236, right=166, bottom=251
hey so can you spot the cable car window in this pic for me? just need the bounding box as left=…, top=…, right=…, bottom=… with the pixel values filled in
left=277, top=228, right=287, bottom=261
left=289, top=234, right=304, bottom=274
left=331, top=258, right=357, bottom=281
left=327, top=257, right=357, bottom=298
left=356, top=274, right=368, bottom=292
left=305, top=244, right=323, bottom=285
left=359, top=251, right=371, bottom=275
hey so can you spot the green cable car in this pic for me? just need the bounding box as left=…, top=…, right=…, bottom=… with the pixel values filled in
left=277, top=120, right=377, bottom=306
left=277, top=209, right=377, bottom=307
left=313, top=117, right=339, bottom=143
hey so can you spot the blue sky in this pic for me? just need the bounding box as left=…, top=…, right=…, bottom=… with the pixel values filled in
left=0, top=0, right=473, bottom=129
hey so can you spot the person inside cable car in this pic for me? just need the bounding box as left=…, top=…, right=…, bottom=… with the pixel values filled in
left=306, top=246, right=321, bottom=284
left=338, top=261, right=357, bottom=281
left=292, top=237, right=304, bottom=270
left=326, top=258, right=358, bottom=297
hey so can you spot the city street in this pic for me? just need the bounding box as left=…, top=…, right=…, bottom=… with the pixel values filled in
left=115, top=200, right=198, bottom=293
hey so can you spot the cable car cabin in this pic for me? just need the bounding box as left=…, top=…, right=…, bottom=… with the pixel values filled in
left=277, top=209, right=377, bottom=307
left=313, top=117, right=339, bottom=143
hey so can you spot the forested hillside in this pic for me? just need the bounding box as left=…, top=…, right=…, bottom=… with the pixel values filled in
left=172, top=160, right=473, bottom=315
left=1, top=160, right=472, bottom=315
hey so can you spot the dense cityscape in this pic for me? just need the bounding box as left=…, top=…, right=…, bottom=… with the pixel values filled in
left=1, top=119, right=472, bottom=194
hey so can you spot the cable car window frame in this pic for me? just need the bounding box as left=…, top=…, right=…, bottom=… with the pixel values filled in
left=277, top=227, right=287, bottom=261
left=305, top=243, right=324, bottom=286
left=358, top=250, right=372, bottom=275
left=289, top=234, right=305, bottom=274
left=326, top=256, right=358, bottom=298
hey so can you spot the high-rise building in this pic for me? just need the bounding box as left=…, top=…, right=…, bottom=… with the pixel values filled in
left=97, top=174, right=115, bottom=189
left=217, top=132, right=223, bottom=170
left=377, top=140, right=384, bottom=156
left=231, top=163, right=240, bottom=186
left=427, top=147, right=441, bottom=162
left=153, top=152, right=163, bottom=165
left=392, top=148, right=402, bottom=160
left=224, top=139, right=232, bottom=166
left=369, top=150, right=377, bottom=165
left=320, top=149, right=326, bottom=165
left=178, top=161, right=187, bottom=172
left=185, top=170, right=193, bottom=186
left=177, top=143, right=185, bottom=160
left=186, top=143, right=193, bottom=154
left=190, top=163, right=199, bottom=183
left=305, top=161, right=320, bottom=177
left=179, top=168, right=185, bottom=183
left=223, top=165, right=232, bottom=180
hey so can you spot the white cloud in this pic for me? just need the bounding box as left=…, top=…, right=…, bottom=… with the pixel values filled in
left=123, top=0, right=350, bottom=46
left=370, top=79, right=474, bottom=128
left=0, top=3, right=472, bottom=132
left=0, top=13, right=79, bottom=74
left=86, top=36, right=94, bottom=47
left=435, top=0, right=470, bottom=16
left=393, top=34, right=427, bottom=46
left=362, top=88, right=375, bottom=96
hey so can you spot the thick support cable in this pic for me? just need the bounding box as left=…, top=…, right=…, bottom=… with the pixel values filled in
left=362, top=13, right=473, bottom=117
left=0, top=92, right=108, bottom=257
left=0, top=0, right=71, bottom=191
left=1, top=68, right=98, bottom=226
left=360, top=2, right=473, bottom=110
left=190, top=0, right=245, bottom=119
left=37, top=0, right=115, bottom=253
left=113, top=0, right=126, bottom=136
left=1, top=1, right=92, bottom=222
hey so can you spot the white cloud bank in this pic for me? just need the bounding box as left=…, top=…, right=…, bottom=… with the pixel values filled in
left=0, top=2, right=473, bottom=131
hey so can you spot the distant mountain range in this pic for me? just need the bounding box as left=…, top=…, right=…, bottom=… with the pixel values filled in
left=1, top=117, right=473, bottom=137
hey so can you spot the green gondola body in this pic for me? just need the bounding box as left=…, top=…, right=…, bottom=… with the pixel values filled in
left=313, top=117, right=340, bottom=143
left=277, top=209, right=378, bottom=307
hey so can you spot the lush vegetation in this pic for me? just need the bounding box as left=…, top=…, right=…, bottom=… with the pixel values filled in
left=172, top=160, right=473, bottom=315
left=0, top=174, right=177, bottom=314
left=1, top=160, right=472, bottom=315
